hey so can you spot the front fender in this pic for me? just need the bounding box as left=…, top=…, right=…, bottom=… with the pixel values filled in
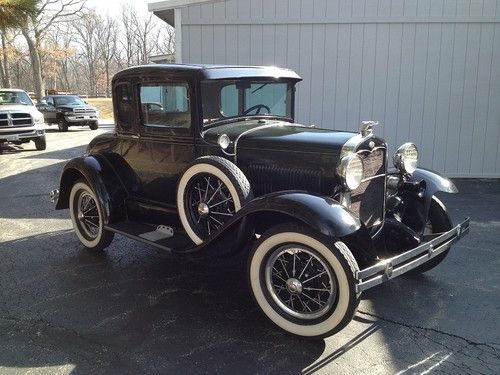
left=55, top=155, right=127, bottom=224
left=177, top=191, right=377, bottom=265
left=403, top=168, right=458, bottom=233
left=411, top=168, right=458, bottom=197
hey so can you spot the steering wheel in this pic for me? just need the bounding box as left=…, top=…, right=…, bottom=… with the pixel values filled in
left=242, top=104, right=271, bottom=116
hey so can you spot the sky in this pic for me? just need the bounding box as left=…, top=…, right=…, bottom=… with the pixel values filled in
left=84, top=0, right=157, bottom=16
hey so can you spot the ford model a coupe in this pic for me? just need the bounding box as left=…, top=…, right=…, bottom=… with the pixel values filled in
left=51, top=64, right=469, bottom=338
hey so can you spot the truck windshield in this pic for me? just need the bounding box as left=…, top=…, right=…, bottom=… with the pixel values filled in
left=201, top=80, right=293, bottom=126
left=53, top=96, right=86, bottom=106
left=0, top=91, right=33, bottom=106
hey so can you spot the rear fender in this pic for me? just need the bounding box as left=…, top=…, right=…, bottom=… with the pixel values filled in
left=176, top=191, right=377, bottom=265
left=55, top=155, right=128, bottom=224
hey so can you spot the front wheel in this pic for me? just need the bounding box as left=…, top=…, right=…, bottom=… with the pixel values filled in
left=58, top=119, right=68, bottom=132
left=69, top=180, right=114, bottom=251
left=409, top=196, right=453, bottom=275
left=89, top=121, right=98, bottom=130
left=34, top=135, right=46, bottom=150
left=248, top=224, right=360, bottom=338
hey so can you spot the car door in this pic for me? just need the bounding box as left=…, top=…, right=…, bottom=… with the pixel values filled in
left=41, top=96, right=57, bottom=123
left=120, top=79, right=196, bottom=208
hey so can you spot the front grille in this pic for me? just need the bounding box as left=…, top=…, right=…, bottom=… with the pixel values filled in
left=73, top=108, right=96, bottom=114
left=246, top=164, right=325, bottom=196
left=350, top=148, right=386, bottom=229
left=0, top=112, right=33, bottom=127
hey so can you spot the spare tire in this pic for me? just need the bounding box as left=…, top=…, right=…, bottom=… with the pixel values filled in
left=177, top=156, right=252, bottom=245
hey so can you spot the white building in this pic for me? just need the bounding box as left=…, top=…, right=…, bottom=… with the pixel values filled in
left=149, top=0, right=500, bottom=178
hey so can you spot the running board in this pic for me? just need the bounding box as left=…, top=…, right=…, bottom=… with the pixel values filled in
left=105, top=221, right=192, bottom=252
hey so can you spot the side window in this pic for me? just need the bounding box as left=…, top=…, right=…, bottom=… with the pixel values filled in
left=115, top=83, right=133, bottom=129
left=139, top=83, right=191, bottom=128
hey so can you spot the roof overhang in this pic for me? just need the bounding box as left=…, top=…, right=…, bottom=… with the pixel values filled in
left=148, top=0, right=223, bottom=26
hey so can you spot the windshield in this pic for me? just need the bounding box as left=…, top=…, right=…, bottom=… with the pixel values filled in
left=201, top=80, right=294, bottom=126
left=0, top=91, right=33, bottom=106
left=53, top=96, right=85, bottom=106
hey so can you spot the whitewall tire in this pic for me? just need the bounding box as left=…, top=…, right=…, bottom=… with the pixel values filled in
left=177, top=156, right=252, bottom=245
left=248, top=224, right=360, bottom=338
left=69, top=180, right=114, bottom=251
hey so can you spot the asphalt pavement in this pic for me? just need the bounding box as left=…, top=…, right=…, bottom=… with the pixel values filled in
left=0, top=123, right=499, bottom=374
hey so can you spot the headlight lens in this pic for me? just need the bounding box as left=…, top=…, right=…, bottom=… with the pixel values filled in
left=338, top=154, right=364, bottom=190
left=64, top=111, right=74, bottom=116
left=393, top=143, right=418, bottom=174
left=33, top=113, right=44, bottom=124
left=217, top=134, right=231, bottom=149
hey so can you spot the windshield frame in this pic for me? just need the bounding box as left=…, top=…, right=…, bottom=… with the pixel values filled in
left=200, top=78, right=296, bottom=129
left=0, top=90, right=34, bottom=106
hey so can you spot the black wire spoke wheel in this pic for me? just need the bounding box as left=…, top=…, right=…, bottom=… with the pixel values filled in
left=265, top=245, right=338, bottom=320
left=76, top=191, right=100, bottom=239
left=185, top=173, right=236, bottom=238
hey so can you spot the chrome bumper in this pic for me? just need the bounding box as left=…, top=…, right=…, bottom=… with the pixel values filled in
left=356, top=217, right=470, bottom=292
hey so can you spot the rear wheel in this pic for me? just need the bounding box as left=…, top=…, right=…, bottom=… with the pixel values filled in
left=248, top=224, right=360, bottom=338
left=34, top=135, right=46, bottom=150
left=409, top=197, right=453, bottom=275
left=69, top=180, right=114, bottom=251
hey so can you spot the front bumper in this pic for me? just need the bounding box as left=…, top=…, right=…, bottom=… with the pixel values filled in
left=65, top=115, right=98, bottom=123
left=0, top=126, right=45, bottom=141
left=356, top=217, right=470, bottom=292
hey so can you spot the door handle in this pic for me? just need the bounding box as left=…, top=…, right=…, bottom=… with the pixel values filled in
left=131, top=134, right=140, bottom=139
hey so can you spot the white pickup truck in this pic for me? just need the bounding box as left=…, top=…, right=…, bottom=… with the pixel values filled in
left=0, top=89, right=46, bottom=150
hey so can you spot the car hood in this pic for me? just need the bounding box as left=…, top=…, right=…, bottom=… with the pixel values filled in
left=0, top=104, right=40, bottom=115
left=203, top=119, right=356, bottom=155
left=57, top=104, right=97, bottom=111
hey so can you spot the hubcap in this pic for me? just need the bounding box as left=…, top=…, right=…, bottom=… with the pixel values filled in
left=265, top=246, right=337, bottom=320
left=197, top=202, right=210, bottom=218
left=286, top=278, right=303, bottom=294
left=186, top=174, right=236, bottom=238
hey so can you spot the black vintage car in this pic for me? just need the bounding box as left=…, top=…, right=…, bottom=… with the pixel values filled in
left=37, top=95, right=99, bottom=132
left=51, top=64, right=469, bottom=338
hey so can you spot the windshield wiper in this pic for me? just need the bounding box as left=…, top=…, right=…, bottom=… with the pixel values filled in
left=251, top=83, right=269, bottom=94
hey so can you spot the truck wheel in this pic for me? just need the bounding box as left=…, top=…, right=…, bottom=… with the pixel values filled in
left=89, top=121, right=98, bottom=130
left=248, top=224, right=360, bottom=338
left=409, top=197, right=453, bottom=275
left=177, top=156, right=252, bottom=245
left=34, top=135, right=46, bottom=150
left=58, top=119, right=68, bottom=132
left=69, top=179, right=114, bottom=251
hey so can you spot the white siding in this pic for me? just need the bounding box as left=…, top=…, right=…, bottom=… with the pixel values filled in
left=180, top=0, right=500, bottom=177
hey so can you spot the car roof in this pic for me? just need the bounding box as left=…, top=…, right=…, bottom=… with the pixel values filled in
left=0, top=88, right=28, bottom=93
left=113, top=64, right=302, bottom=82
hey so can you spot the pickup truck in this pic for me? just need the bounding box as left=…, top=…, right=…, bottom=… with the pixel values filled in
left=36, top=95, right=99, bottom=132
left=0, top=89, right=46, bottom=150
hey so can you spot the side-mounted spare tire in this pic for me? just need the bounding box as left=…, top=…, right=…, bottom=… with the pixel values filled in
left=177, top=156, right=253, bottom=245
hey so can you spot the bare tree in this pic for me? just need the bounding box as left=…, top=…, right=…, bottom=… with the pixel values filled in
left=21, top=0, right=85, bottom=100
left=97, top=15, right=118, bottom=97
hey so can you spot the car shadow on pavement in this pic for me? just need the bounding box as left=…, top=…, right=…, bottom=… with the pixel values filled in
left=0, top=230, right=327, bottom=373
left=0, top=143, right=38, bottom=154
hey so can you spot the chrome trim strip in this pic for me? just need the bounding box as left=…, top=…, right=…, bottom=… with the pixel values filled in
left=355, top=217, right=470, bottom=292
left=361, top=173, right=386, bottom=183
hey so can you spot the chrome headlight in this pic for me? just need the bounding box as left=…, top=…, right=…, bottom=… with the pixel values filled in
left=33, top=112, right=44, bottom=124
left=393, top=143, right=418, bottom=174
left=338, top=154, right=364, bottom=190
left=217, top=134, right=231, bottom=149
left=64, top=111, right=74, bottom=116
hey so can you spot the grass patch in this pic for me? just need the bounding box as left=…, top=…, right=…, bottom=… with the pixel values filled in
left=87, top=98, right=114, bottom=120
